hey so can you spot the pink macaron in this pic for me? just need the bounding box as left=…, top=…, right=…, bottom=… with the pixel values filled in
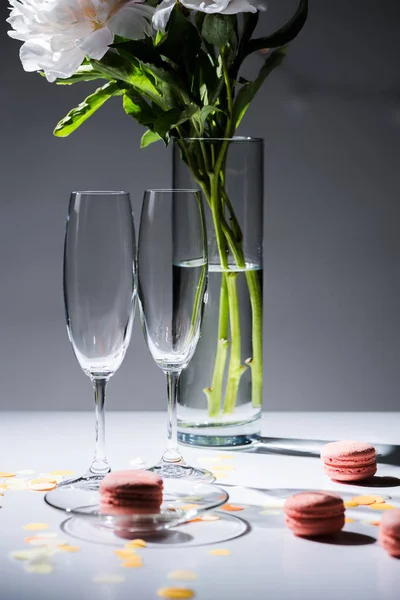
left=284, top=491, right=345, bottom=537
left=321, top=440, right=377, bottom=482
left=379, top=509, right=400, bottom=558
left=99, top=470, right=163, bottom=515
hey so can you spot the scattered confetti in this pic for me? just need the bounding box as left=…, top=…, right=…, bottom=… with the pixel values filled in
left=180, top=496, right=203, bottom=503
left=361, top=520, right=381, bottom=527
left=0, top=493, right=3, bottom=496
left=345, top=518, right=355, bottom=524
left=180, top=504, right=199, bottom=510
left=212, top=472, right=229, bottom=479
left=93, top=574, right=126, bottom=584
left=49, top=470, right=74, bottom=476
left=352, top=495, right=385, bottom=506
left=168, top=571, right=198, bottom=581
left=0, top=472, right=16, bottom=478
left=187, top=517, right=203, bottom=523
left=344, top=500, right=359, bottom=508
left=6, top=479, right=29, bottom=491
left=209, top=549, right=231, bottom=556
left=30, top=477, right=58, bottom=485
left=29, top=482, right=57, bottom=492
left=124, top=539, right=147, bottom=548
left=121, top=558, right=143, bottom=568
left=23, top=523, right=50, bottom=531
left=25, top=562, right=54, bottom=574
left=369, top=503, right=395, bottom=510
left=200, top=514, right=220, bottom=522
left=220, top=504, right=244, bottom=512
left=157, top=587, right=195, bottom=598
left=58, top=544, right=81, bottom=553
left=0, top=484, right=8, bottom=489
left=114, top=549, right=137, bottom=559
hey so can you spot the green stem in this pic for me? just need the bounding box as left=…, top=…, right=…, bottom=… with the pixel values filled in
left=245, top=269, right=263, bottom=408
left=204, top=273, right=229, bottom=417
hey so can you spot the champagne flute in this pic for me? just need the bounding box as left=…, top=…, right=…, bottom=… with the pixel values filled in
left=137, top=189, right=213, bottom=481
left=61, top=191, right=136, bottom=489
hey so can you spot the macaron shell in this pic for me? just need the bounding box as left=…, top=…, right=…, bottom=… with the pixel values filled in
left=379, top=531, right=400, bottom=557
left=321, top=440, right=376, bottom=463
left=324, top=463, right=377, bottom=482
left=284, top=491, right=344, bottom=514
left=379, top=508, right=400, bottom=535
left=285, top=513, right=345, bottom=537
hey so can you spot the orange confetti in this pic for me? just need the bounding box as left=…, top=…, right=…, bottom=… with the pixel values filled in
left=23, top=523, right=50, bottom=531
left=0, top=472, right=15, bottom=478
left=157, top=588, right=195, bottom=599
left=209, top=548, right=231, bottom=556
left=345, top=518, right=355, bottom=523
left=211, top=465, right=235, bottom=471
left=370, top=521, right=381, bottom=526
left=187, top=518, right=203, bottom=524
left=30, top=477, right=58, bottom=485
left=220, top=504, right=244, bottom=512
left=121, top=558, right=143, bottom=568
left=29, top=482, right=57, bottom=492
left=369, top=503, right=395, bottom=510
left=352, top=495, right=385, bottom=505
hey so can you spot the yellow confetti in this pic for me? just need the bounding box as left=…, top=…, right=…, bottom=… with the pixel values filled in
left=209, top=549, right=231, bottom=556
left=124, top=539, right=147, bottom=548
left=114, top=549, right=137, bottom=559
left=179, top=504, right=199, bottom=510
left=29, top=482, right=57, bottom=492
left=121, top=558, right=143, bottom=568
left=30, top=477, right=58, bottom=485
left=25, top=562, right=54, bottom=574
left=345, top=518, right=355, bottom=523
left=0, top=484, right=8, bottom=489
left=211, top=465, right=236, bottom=471
left=168, top=571, right=198, bottom=581
left=23, top=523, right=50, bottom=531
left=93, top=574, right=126, bottom=583
left=58, top=545, right=80, bottom=552
left=49, top=470, right=74, bottom=476
left=0, top=472, right=15, bottom=478
left=157, top=587, right=195, bottom=599
left=352, top=495, right=385, bottom=506
left=369, top=503, right=395, bottom=510
left=344, top=500, right=359, bottom=508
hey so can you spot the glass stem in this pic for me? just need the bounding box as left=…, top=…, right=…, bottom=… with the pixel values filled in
left=89, top=377, right=110, bottom=475
left=162, top=370, right=183, bottom=463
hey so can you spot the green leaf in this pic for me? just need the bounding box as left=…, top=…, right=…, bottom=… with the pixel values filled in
left=93, top=52, right=163, bottom=105
left=201, top=14, right=236, bottom=48
left=53, top=81, right=122, bottom=137
left=114, top=39, right=165, bottom=69
left=54, top=64, right=106, bottom=85
left=197, top=105, right=224, bottom=128
left=157, top=5, right=201, bottom=72
left=154, top=103, right=198, bottom=140
left=232, top=47, right=287, bottom=130
left=123, top=92, right=160, bottom=127
left=244, top=0, right=308, bottom=57
left=141, top=130, right=162, bottom=148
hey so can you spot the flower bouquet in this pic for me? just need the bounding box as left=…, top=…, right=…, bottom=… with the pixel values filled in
left=7, top=0, right=308, bottom=440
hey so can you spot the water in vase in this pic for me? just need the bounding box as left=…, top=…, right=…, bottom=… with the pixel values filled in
left=178, top=263, right=263, bottom=445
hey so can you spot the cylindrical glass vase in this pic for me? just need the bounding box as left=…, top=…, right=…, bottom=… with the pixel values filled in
left=173, top=137, right=263, bottom=446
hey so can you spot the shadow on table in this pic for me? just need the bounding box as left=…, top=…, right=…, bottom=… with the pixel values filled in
left=307, top=531, right=376, bottom=546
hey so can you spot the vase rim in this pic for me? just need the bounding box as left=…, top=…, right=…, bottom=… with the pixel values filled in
left=177, top=136, right=263, bottom=143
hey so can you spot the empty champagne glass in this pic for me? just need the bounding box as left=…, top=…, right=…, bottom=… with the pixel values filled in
left=61, top=191, right=136, bottom=490
left=137, top=189, right=213, bottom=481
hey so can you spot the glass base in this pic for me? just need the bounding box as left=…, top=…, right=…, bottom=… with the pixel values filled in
left=178, top=432, right=259, bottom=447
left=147, top=461, right=215, bottom=483
left=57, top=472, right=110, bottom=491
left=178, top=408, right=261, bottom=447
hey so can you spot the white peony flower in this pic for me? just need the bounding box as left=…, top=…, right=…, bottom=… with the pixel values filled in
left=7, top=0, right=155, bottom=82
left=153, top=0, right=265, bottom=32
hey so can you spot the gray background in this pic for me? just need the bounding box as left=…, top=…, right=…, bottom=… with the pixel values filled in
left=0, top=0, right=398, bottom=411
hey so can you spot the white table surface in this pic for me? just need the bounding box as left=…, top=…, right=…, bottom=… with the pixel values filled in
left=1, top=411, right=400, bottom=600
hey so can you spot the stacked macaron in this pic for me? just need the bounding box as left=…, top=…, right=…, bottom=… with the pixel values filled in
left=284, top=491, right=345, bottom=538
left=99, top=470, right=164, bottom=516
left=320, top=440, right=377, bottom=482
left=379, top=509, right=400, bottom=558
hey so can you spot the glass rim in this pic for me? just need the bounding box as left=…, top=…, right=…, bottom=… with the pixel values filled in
left=175, top=136, right=263, bottom=143
left=144, top=188, right=201, bottom=193
left=70, top=190, right=129, bottom=196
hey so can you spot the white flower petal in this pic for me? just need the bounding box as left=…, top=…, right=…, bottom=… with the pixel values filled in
left=152, top=0, right=176, bottom=32
left=76, top=26, right=113, bottom=60
left=219, top=0, right=265, bottom=13
left=109, top=2, right=154, bottom=39
left=19, top=39, right=52, bottom=72
left=181, top=0, right=230, bottom=13
left=43, top=46, right=86, bottom=81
